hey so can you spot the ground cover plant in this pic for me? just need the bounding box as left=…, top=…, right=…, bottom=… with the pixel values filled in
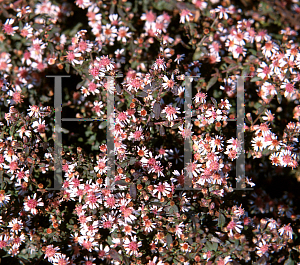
left=1, top=0, right=300, bottom=264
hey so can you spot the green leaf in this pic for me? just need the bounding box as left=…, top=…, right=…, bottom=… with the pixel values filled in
left=250, top=76, right=262, bottom=82
left=65, top=63, right=70, bottom=74
left=167, top=234, right=173, bottom=247
left=218, top=213, right=226, bottom=228
left=129, top=157, right=136, bottom=165
left=284, top=257, right=295, bottom=265
left=206, top=76, right=218, bottom=91
left=277, top=92, right=282, bottom=104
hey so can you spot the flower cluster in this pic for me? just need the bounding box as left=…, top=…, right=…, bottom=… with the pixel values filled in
left=0, top=0, right=300, bottom=264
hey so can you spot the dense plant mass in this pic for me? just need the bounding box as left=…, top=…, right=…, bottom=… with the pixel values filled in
left=1, top=0, right=300, bottom=264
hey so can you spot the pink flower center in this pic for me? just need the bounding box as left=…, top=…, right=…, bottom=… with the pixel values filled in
left=27, top=199, right=37, bottom=209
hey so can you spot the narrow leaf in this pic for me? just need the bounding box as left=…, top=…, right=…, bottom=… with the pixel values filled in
left=153, top=102, right=161, bottom=120
left=130, top=184, right=137, bottom=200
left=206, top=76, right=218, bottom=91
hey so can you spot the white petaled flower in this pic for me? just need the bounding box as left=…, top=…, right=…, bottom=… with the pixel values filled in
left=2, top=18, right=19, bottom=36
left=226, top=219, right=243, bottom=237
left=44, top=245, right=61, bottom=263
left=23, top=194, right=44, bottom=215
left=92, top=100, right=105, bottom=116
left=262, top=41, right=279, bottom=58
left=8, top=218, right=23, bottom=234
left=143, top=219, right=156, bottom=233
left=94, top=157, right=109, bottom=175
left=152, top=56, right=166, bottom=71
left=123, top=236, right=142, bottom=256
left=0, top=191, right=11, bottom=207
left=281, top=79, right=296, bottom=98
left=251, top=136, right=266, bottom=152
left=153, top=182, right=172, bottom=199
left=214, top=6, right=230, bottom=19
left=32, top=119, right=47, bottom=134
left=179, top=9, right=193, bottom=24
left=97, top=244, right=110, bottom=260
left=162, top=104, right=181, bottom=121
left=178, top=123, right=193, bottom=140
left=256, top=239, right=270, bottom=257
left=257, top=62, right=273, bottom=80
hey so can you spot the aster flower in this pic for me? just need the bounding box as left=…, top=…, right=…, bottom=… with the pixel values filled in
left=2, top=19, right=18, bottom=36
left=214, top=6, right=231, bottom=19
left=162, top=104, right=181, bottom=121
left=256, top=239, right=270, bottom=257
left=23, top=194, right=44, bottom=215
left=123, top=236, right=142, bottom=256
left=226, top=219, right=243, bottom=237
left=179, top=9, right=193, bottom=24
left=152, top=56, right=166, bottom=71
left=153, top=182, right=172, bottom=199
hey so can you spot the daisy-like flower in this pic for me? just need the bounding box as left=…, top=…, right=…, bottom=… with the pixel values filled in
left=168, top=148, right=184, bottom=164
left=194, top=91, right=207, bottom=104
left=162, top=104, right=181, bottom=121
left=269, top=152, right=281, bottom=166
left=266, top=218, right=279, bottom=230
left=8, top=218, right=23, bottom=234
left=178, top=123, right=193, bottom=140
left=230, top=28, right=249, bottom=46
left=0, top=191, right=10, bottom=207
left=75, top=0, right=91, bottom=9
left=257, top=62, right=273, bottom=80
left=94, top=157, right=109, bottom=175
left=98, top=244, right=110, bottom=260
left=52, top=253, right=70, bottom=265
left=147, top=256, right=164, bottom=265
left=255, top=29, right=271, bottom=42
left=256, top=239, right=270, bottom=257
left=278, top=224, right=293, bottom=239
left=16, top=6, right=32, bottom=18
left=136, top=146, right=149, bottom=158
left=152, top=56, right=166, bottom=71
left=162, top=74, right=176, bottom=90
left=262, top=41, right=279, bottom=58
left=153, top=182, right=172, bottom=199
left=143, top=218, right=156, bottom=233
left=251, top=136, right=266, bottom=152
left=262, top=109, right=275, bottom=122
left=32, top=118, right=47, bottom=134
left=65, top=51, right=82, bottom=66
left=101, top=24, right=118, bottom=43
left=117, top=26, right=132, bottom=43
left=29, top=38, right=47, bottom=61
left=20, top=23, right=33, bottom=38
left=2, top=19, right=18, bottom=36
left=281, top=79, right=296, bottom=98
left=180, top=242, right=190, bottom=252
left=216, top=256, right=232, bottom=265
left=279, top=149, right=296, bottom=167
left=214, top=6, right=230, bottom=19
left=44, top=245, right=60, bottom=263
left=185, top=161, right=201, bottom=177
left=174, top=54, right=185, bottom=64
left=82, top=255, right=96, bottom=265
left=232, top=45, right=247, bottom=59
left=128, top=126, right=144, bottom=141
left=226, top=219, right=243, bottom=237
left=123, top=236, right=142, bottom=256
left=179, top=9, right=193, bottom=24
left=23, top=194, right=44, bottom=215
left=92, top=100, right=105, bottom=116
